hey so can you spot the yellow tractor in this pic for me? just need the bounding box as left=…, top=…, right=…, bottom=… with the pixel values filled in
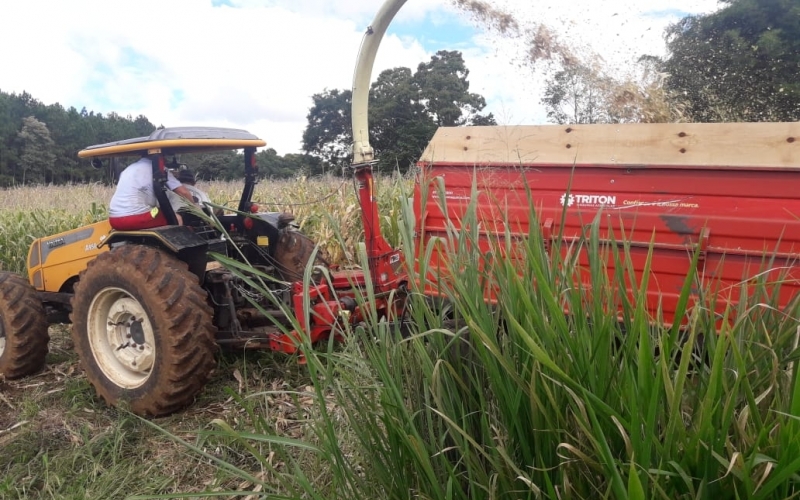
left=0, top=127, right=339, bottom=416
left=2, top=0, right=412, bottom=417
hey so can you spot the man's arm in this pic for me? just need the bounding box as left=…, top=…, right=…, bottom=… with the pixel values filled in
left=172, top=184, right=199, bottom=205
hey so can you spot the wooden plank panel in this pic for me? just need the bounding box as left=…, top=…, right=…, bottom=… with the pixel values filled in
left=419, top=123, right=800, bottom=169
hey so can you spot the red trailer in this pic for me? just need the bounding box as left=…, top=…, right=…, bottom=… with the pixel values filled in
left=414, top=122, right=800, bottom=326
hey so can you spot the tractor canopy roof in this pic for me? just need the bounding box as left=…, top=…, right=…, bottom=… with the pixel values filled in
left=78, top=127, right=266, bottom=159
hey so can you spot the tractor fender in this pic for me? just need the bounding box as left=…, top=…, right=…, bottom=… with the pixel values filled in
left=103, top=226, right=210, bottom=282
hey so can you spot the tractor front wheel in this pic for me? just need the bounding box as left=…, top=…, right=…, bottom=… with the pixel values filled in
left=0, top=272, right=49, bottom=379
left=70, top=245, right=217, bottom=416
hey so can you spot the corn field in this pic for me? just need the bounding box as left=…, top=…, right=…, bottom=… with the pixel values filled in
left=0, top=175, right=412, bottom=275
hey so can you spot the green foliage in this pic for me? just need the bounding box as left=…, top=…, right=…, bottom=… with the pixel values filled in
left=0, top=89, right=320, bottom=186
left=180, top=151, right=241, bottom=181
left=369, top=67, right=437, bottom=174
left=302, top=89, right=354, bottom=172
left=16, top=116, right=56, bottom=184
left=415, top=50, right=492, bottom=127
left=663, top=0, right=800, bottom=121
left=0, top=90, right=157, bottom=186
left=170, top=181, right=800, bottom=499
left=542, top=0, right=800, bottom=124
left=302, top=50, right=496, bottom=174
left=157, top=149, right=323, bottom=182
left=541, top=64, right=609, bottom=124
left=3, top=175, right=800, bottom=497
left=259, top=149, right=324, bottom=177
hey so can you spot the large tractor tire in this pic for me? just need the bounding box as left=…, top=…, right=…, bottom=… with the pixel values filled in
left=0, top=272, right=49, bottom=379
left=70, top=244, right=217, bottom=417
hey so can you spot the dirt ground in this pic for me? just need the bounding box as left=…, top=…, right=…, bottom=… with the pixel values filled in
left=0, top=324, right=324, bottom=499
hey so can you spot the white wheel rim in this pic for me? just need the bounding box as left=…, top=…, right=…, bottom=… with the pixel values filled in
left=87, top=287, right=156, bottom=389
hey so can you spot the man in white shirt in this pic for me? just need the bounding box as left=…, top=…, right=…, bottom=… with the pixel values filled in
left=108, top=156, right=197, bottom=230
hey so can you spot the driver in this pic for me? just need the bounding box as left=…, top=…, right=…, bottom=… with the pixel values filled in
left=168, top=168, right=221, bottom=217
left=108, top=155, right=197, bottom=230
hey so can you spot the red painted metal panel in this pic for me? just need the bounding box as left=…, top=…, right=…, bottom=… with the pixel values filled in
left=414, top=162, right=800, bottom=326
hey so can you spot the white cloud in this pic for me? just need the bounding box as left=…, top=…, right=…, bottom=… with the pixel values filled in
left=0, top=0, right=722, bottom=155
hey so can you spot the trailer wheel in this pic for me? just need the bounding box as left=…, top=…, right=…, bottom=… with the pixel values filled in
left=70, top=245, right=217, bottom=416
left=0, top=272, right=49, bottom=379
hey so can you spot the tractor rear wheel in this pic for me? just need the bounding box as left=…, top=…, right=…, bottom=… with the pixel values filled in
left=70, top=245, right=217, bottom=416
left=0, top=272, right=49, bottom=379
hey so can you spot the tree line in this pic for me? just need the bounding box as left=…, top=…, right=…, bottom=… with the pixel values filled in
left=0, top=91, right=325, bottom=187
left=0, top=93, right=153, bottom=186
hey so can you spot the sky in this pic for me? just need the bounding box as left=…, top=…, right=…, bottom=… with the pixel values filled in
left=0, top=0, right=722, bottom=156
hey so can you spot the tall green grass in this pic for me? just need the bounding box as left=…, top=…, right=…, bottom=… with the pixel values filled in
left=157, top=175, right=800, bottom=500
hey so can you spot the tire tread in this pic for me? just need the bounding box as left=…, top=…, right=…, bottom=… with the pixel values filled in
left=70, top=245, right=217, bottom=416
left=0, top=272, right=50, bottom=379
